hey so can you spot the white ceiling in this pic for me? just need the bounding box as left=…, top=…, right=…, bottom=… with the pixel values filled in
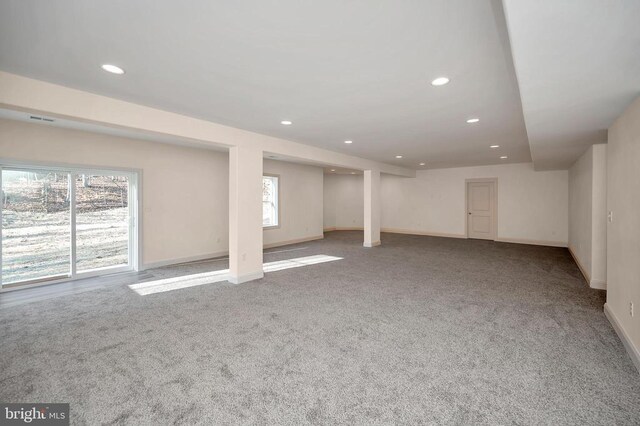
left=503, top=0, right=640, bottom=170
left=2, top=1, right=637, bottom=172
left=0, top=0, right=531, bottom=170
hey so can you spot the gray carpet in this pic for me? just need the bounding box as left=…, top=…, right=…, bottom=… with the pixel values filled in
left=1, top=231, right=639, bottom=424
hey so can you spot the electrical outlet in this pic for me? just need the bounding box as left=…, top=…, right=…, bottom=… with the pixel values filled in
left=608, top=211, right=613, bottom=223
left=631, top=302, right=634, bottom=318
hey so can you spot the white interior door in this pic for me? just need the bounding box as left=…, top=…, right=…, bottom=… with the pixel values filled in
left=467, top=181, right=496, bottom=240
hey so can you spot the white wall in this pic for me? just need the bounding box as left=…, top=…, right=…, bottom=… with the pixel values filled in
left=591, top=144, right=608, bottom=287
left=568, top=144, right=607, bottom=288
left=323, top=163, right=568, bottom=245
left=323, top=173, right=364, bottom=230
left=0, top=119, right=323, bottom=268
left=605, top=95, right=640, bottom=370
left=263, top=159, right=323, bottom=247
left=381, top=163, right=568, bottom=245
left=323, top=175, right=337, bottom=229
left=569, top=147, right=594, bottom=279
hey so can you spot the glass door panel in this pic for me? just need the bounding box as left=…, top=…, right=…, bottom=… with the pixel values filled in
left=75, top=174, right=129, bottom=272
left=1, top=169, right=71, bottom=285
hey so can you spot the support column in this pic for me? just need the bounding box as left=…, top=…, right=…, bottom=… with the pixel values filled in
left=363, top=169, right=381, bottom=247
left=229, top=146, right=264, bottom=284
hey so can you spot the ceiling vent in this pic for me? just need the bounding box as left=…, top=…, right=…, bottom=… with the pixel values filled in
left=29, top=115, right=55, bottom=123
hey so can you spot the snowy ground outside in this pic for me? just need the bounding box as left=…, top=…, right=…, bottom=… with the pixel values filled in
left=2, top=207, right=128, bottom=284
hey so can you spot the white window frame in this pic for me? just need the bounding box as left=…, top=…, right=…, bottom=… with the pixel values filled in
left=262, top=174, right=280, bottom=229
left=0, top=159, right=141, bottom=291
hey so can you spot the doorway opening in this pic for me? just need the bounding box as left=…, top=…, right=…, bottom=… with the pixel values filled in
left=1, top=163, right=139, bottom=290
left=465, top=178, right=497, bottom=241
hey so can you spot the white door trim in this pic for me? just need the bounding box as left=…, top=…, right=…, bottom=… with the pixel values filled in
left=465, top=178, right=498, bottom=240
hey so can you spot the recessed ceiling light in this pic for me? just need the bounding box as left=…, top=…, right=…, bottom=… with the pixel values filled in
left=431, top=77, right=450, bottom=86
left=500, top=156, right=508, bottom=159
left=490, top=145, right=500, bottom=149
left=466, top=118, right=480, bottom=124
left=344, top=140, right=353, bottom=144
left=419, top=162, right=426, bottom=166
left=101, top=64, right=125, bottom=75
left=351, top=172, right=356, bottom=175
left=395, top=155, right=403, bottom=159
left=330, top=169, right=336, bottom=172
left=280, top=120, right=292, bottom=125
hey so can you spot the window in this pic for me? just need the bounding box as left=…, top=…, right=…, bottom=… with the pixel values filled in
left=75, top=174, right=130, bottom=272
left=262, top=175, right=279, bottom=228
left=1, top=169, right=71, bottom=284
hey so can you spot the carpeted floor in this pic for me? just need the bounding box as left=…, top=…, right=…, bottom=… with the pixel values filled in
left=1, top=231, right=639, bottom=424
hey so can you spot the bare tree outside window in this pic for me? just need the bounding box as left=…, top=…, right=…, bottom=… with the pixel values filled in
left=1, top=170, right=70, bottom=283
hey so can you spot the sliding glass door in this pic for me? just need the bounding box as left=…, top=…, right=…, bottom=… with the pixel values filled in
left=1, top=165, right=137, bottom=289
left=75, top=174, right=130, bottom=272
left=1, top=169, right=71, bottom=285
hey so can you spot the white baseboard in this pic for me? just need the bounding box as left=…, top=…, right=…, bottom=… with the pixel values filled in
left=363, top=240, right=381, bottom=248
left=325, top=227, right=565, bottom=248
left=567, top=246, right=607, bottom=289
left=604, top=303, right=640, bottom=374
left=263, top=234, right=323, bottom=249
left=143, top=251, right=228, bottom=270
left=568, top=245, right=591, bottom=283
left=325, top=227, right=465, bottom=239
left=326, top=227, right=467, bottom=240
left=148, top=232, right=563, bottom=271
left=228, top=271, right=264, bottom=284
left=381, top=228, right=466, bottom=239
left=143, top=235, right=324, bottom=270
left=496, top=237, right=567, bottom=248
